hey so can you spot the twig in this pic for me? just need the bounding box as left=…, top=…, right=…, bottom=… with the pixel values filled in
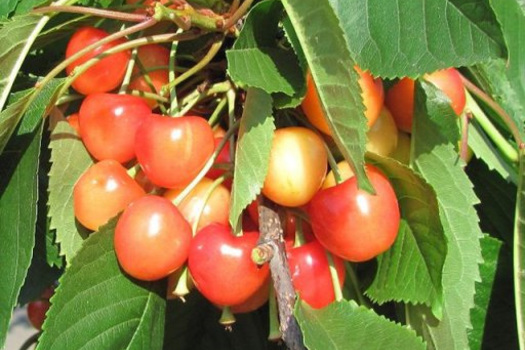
left=252, top=201, right=305, bottom=350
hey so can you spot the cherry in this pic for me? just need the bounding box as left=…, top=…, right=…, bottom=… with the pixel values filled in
left=188, top=223, right=270, bottom=307
left=66, top=27, right=130, bottom=95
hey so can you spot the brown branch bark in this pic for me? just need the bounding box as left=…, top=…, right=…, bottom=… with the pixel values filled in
left=253, top=200, right=305, bottom=350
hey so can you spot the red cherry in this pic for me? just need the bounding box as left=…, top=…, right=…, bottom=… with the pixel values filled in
left=78, top=93, right=151, bottom=163
left=27, top=300, right=51, bottom=330
left=66, top=27, right=130, bottom=95
left=206, top=137, right=232, bottom=189
left=308, top=165, right=400, bottom=262
left=188, top=223, right=270, bottom=307
left=135, top=114, right=215, bottom=189
left=115, top=195, right=192, bottom=281
left=288, top=240, right=345, bottom=309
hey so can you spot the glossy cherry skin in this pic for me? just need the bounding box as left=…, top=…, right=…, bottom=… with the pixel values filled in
left=27, top=300, right=51, bottom=330
left=366, top=106, right=398, bottom=157
left=309, top=164, right=400, bottom=262
left=128, top=44, right=170, bottom=108
left=206, top=137, right=232, bottom=188
left=74, top=160, right=146, bottom=231
left=135, top=114, right=215, bottom=189
left=229, top=276, right=270, bottom=314
left=385, top=68, right=466, bottom=133
left=164, top=177, right=230, bottom=231
left=79, top=93, right=151, bottom=163
left=188, top=223, right=270, bottom=307
left=302, top=66, right=384, bottom=135
left=263, top=127, right=327, bottom=207
left=288, top=240, right=345, bottom=309
left=66, top=27, right=130, bottom=95
left=115, top=195, right=192, bottom=281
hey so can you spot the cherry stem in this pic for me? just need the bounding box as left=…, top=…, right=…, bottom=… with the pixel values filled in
left=134, top=57, right=169, bottom=114
left=172, top=120, right=240, bottom=206
left=268, top=284, right=282, bottom=341
left=227, top=88, right=237, bottom=167
left=219, top=306, right=236, bottom=326
left=32, top=5, right=148, bottom=22
left=175, top=80, right=231, bottom=117
left=223, top=0, right=255, bottom=29
left=191, top=173, right=229, bottom=235
left=344, top=262, right=369, bottom=307
left=173, top=266, right=191, bottom=299
left=230, top=0, right=241, bottom=13
left=19, top=332, right=41, bottom=350
left=129, top=89, right=170, bottom=103
left=464, top=90, right=519, bottom=162
left=460, top=111, right=470, bottom=166
left=325, top=142, right=343, bottom=184
left=207, top=96, right=228, bottom=126
left=55, top=94, right=83, bottom=105
left=163, top=37, right=224, bottom=94
left=292, top=215, right=306, bottom=248
left=460, top=74, right=523, bottom=150
left=169, top=29, right=184, bottom=115
left=325, top=251, right=343, bottom=302
left=119, top=47, right=139, bottom=94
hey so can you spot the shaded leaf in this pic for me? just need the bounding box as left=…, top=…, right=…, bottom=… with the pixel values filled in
left=0, top=14, right=50, bottom=111
left=366, top=154, right=446, bottom=316
left=408, top=81, right=483, bottom=349
left=47, top=116, right=93, bottom=265
left=229, top=88, right=274, bottom=231
left=0, top=121, right=42, bottom=348
left=468, top=234, right=502, bottom=350
left=226, top=0, right=304, bottom=98
left=37, top=218, right=166, bottom=350
left=296, top=300, right=425, bottom=350
left=0, top=78, right=65, bottom=154
left=281, top=0, right=371, bottom=191
left=0, top=0, right=18, bottom=19
left=328, top=0, right=502, bottom=78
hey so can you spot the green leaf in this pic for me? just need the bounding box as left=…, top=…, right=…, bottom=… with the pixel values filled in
left=513, top=149, right=525, bottom=350
left=226, top=0, right=304, bottom=99
left=0, top=121, right=42, bottom=348
left=37, top=218, right=166, bottom=350
left=408, top=81, right=483, bottom=349
left=229, top=88, right=275, bottom=231
left=366, top=154, right=446, bottom=316
left=0, top=78, right=65, bottom=155
left=0, top=14, right=52, bottom=111
left=281, top=0, right=371, bottom=191
left=490, top=1, right=525, bottom=136
left=467, top=159, right=517, bottom=245
left=468, top=234, right=502, bottom=350
left=0, top=0, right=18, bottom=19
left=47, top=116, right=93, bottom=265
left=296, top=300, right=425, bottom=350
left=468, top=121, right=518, bottom=184
left=328, top=0, right=502, bottom=78
left=14, top=0, right=50, bottom=16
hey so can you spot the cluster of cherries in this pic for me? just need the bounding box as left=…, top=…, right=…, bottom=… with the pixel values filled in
left=61, top=21, right=467, bottom=318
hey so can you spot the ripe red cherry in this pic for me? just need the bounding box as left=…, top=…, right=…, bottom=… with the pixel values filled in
left=115, top=195, right=192, bottom=281
left=229, top=276, right=270, bottom=314
left=66, top=27, right=130, bottom=95
left=385, top=68, right=466, bottom=133
left=27, top=300, right=51, bottom=330
left=206, top=137, right=232, bottom=188
left=78, top=93, right=151, bottom=163
left=188, top=223, right=270, bottom=307
left=74, top=160, right=146, bottom=231
left=288, top=240, right=346, bottom=309
left=135, top=114, right=215, bottom=189
left=309, top=164, right=400, bottom=262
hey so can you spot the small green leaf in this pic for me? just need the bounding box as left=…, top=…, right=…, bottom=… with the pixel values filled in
left=229, top=88, right=275, bottom=231
left=37, top=218, right=166, bottom=350
left=0, top=121, right=42, bottom=348
left=226, top=0, right=304, bottom=99
left=296, top=300, right=425, bottom=350
left=282, top=0, right=371, bottom=191
left=0, top=78, right=65, bottom=154
left=14, top=0, right=50, bottom=16
left=0, top=0, right=18, bottom=19
left=47, top=116, right=93, bottom=265
left=0, top=14, right=51, bottom=111
left=328, top=0, right=502, bottom=78
left=366, top=154, right=446, bottom=316
left=408, top=81, right=484, bottom=349
left=468, top=234, right=502, bottom=350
